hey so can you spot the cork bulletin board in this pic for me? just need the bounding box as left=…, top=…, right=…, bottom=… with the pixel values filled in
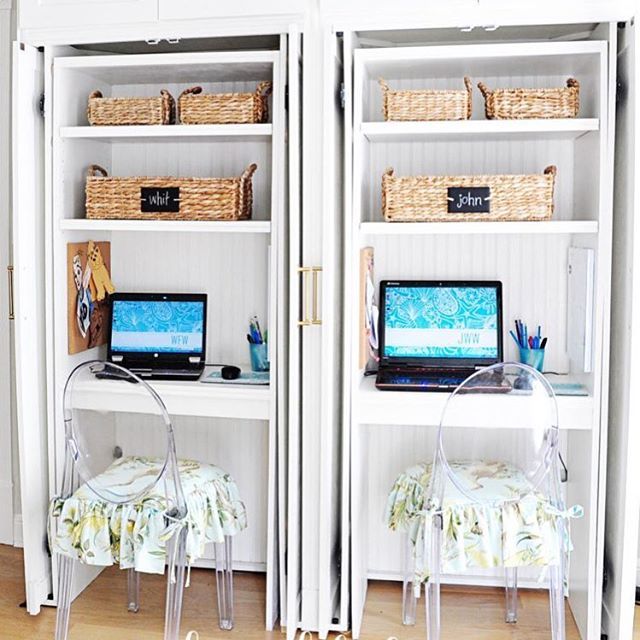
left=67, top=241, right=114, bottom=355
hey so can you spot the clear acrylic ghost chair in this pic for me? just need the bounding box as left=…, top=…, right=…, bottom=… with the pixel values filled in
left=49, top=361, right=234, bottom=640
left=399, top=362, right=577, bottom=640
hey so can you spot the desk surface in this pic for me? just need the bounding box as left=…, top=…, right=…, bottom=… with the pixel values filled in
left=356, top=376, right=594, bottom=430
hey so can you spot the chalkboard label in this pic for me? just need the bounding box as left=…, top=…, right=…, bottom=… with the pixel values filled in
left=140, top=187, right=180, bottom=213
left=447, top=186, right=491, bottom=214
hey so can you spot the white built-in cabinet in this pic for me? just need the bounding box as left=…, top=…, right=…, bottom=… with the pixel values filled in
left=9, top=3, right=639, bottom=640
left=337, top=22, right=621, bottom=640
left=12, top=33, right=301, bottom=633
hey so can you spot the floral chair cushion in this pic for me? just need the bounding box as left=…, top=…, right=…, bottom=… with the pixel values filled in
left=49, top=456, right=247, bottom=575
left=386, top=460, right=579, bottom=586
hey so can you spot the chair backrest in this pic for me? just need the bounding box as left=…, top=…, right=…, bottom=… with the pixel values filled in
left=61, top=360, right=186, bottom=516
left=431, top=362, right=561, bottom=507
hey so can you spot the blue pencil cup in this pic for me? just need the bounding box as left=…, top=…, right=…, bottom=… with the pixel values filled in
left=249, top=343, right=269, bottom=372
left=518, top=347, right=545, bottom=373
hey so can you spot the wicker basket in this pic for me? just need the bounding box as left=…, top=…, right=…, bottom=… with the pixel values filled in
left=382, top=166, right=557, bottom=222
left=478, top=79, right=580, bottom=120
left=178, top=81, right=273, bottom=125
left=85, top=164, right=257, bottom=221
left=87, top=90, right=175, bottom=126
left=379, top=77, right=472, bottom=121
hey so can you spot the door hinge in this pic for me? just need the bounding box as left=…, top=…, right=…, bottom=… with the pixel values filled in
left=7, top=266, right=14, bottom=320
left=39, top=93, right=45, bottom=118
left=616, top=79, right=627, bottom=106
left=339, top=82, right=345, bottom=110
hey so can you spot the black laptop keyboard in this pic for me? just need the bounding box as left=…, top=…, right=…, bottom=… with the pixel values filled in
left=376, top=370, right=468, bottom=391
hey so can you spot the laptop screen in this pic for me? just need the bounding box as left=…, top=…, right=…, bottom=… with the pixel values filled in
left=110, top=294, right=206, bottom=357
left=380, top=281, right=502, bottom=365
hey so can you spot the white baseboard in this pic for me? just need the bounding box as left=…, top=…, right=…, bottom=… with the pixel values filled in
left=13, top=514, right=23, bottom=548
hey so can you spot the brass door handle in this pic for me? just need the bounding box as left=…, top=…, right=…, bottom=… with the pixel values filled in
left=298, top=266, right=322, bottom=326
left=7, top=266, right=14, bottom=320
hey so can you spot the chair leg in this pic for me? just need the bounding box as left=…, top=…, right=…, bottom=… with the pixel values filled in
left=164, top=527, right=188, bottom=640
left=425, top=515, right=442, bottom=640
left=402, top=532, right=417, bottom=625
left=214, top=536, right=234, bottom=630
left=549, top=514, right=567, bottom=640
left=54, top=555, right=75, bottom=640
left=127, top=568, right=140, bottom=613
left=504, top=567, right=518, bottom=623
left=549, top=563, right=566, bottom=640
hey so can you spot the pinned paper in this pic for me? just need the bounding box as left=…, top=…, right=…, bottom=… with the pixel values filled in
left=67, top=241, right=114, bottom=354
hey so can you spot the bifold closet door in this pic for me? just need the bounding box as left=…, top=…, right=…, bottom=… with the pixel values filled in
left=286, top=25, right=304, bottom=640
left=297, top=22, right=347, bottom=638
left=316, top=28, right=350, bottom=638
left=603, top=19, right=640, bottom=640
left=0, top=6, right=14, bottom=546
left=12, top=42, right=50, bottom=614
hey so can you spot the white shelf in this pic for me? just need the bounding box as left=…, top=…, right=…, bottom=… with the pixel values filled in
left=361, top=119, right=599, bottom=142
left=72, top=377, right=271, bottom=421
left=60, top=218, right=271, bottom=234
left=60, top=124, right=273, bottom=142
left=357, top=376, right=594, bottom=430
left=360, top=220, right=598, bottom=236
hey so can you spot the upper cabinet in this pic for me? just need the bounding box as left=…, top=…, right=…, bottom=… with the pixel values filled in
left=158, top=0, right=300, bottom=21
left=19, top=0, right=157, bottom=30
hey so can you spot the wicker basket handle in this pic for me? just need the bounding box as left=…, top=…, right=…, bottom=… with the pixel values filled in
left=178, top=86, right=203, bottom=101
left=241, top=163, right=259, bottom=181
left=544, top=165, right=558, bottom=177
left=383, top=167, right=395, bottom=178
left=463, top=77, right=473, bottom=95
left=477, top=81, right=491, bottom=98
left=160, top=89, right=176, bottom=124
left=255, top=81, right=273, bottom=97
left=88, top=90, right=103, bottom=100
left=378, top=78, right=390, bottom=93
left=566, top=78, right=580, bottom=89
left=87, top=164, right=109, bottom=178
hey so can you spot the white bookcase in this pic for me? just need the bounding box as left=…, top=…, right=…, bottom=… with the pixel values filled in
left=13, top=37, right=296, bottom=632
left=342, top=29, right=616, bottom=640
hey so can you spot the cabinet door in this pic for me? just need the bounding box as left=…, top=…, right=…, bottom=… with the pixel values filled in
left=0, top=8, right=14, bottom=546
left=159, top=0, right=298, bottom=21
left=285, top=26, right=303, bottom=640
left=317, top=29, right=350, bottom=639
left=18, top=0, right=156, bottom=31
left=12, top=42, right=50, bottom=615
left=603, top=19, right=640, bottom=640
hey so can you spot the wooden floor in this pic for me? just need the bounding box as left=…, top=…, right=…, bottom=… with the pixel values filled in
left=2, top=544, right=581, bottom=639
left=634, top=605, right=639, bottom=640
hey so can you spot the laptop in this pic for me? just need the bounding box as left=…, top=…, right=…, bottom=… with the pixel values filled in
left=107, top=292, right=207, bottom=381
left=375, top=280, right=503, bottom=392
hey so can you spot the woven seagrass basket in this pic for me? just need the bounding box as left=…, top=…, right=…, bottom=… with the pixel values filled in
left=178, top=81, right=273, bottom=125
left=85, top=164, right=258, bottom=221
left=478, top=79, right=580, bottom=120
left=87, top=90, right=175, bottom=126
left=379, top=77, right=472, bottom=121
left=382, top=166, right=557, bottom=222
